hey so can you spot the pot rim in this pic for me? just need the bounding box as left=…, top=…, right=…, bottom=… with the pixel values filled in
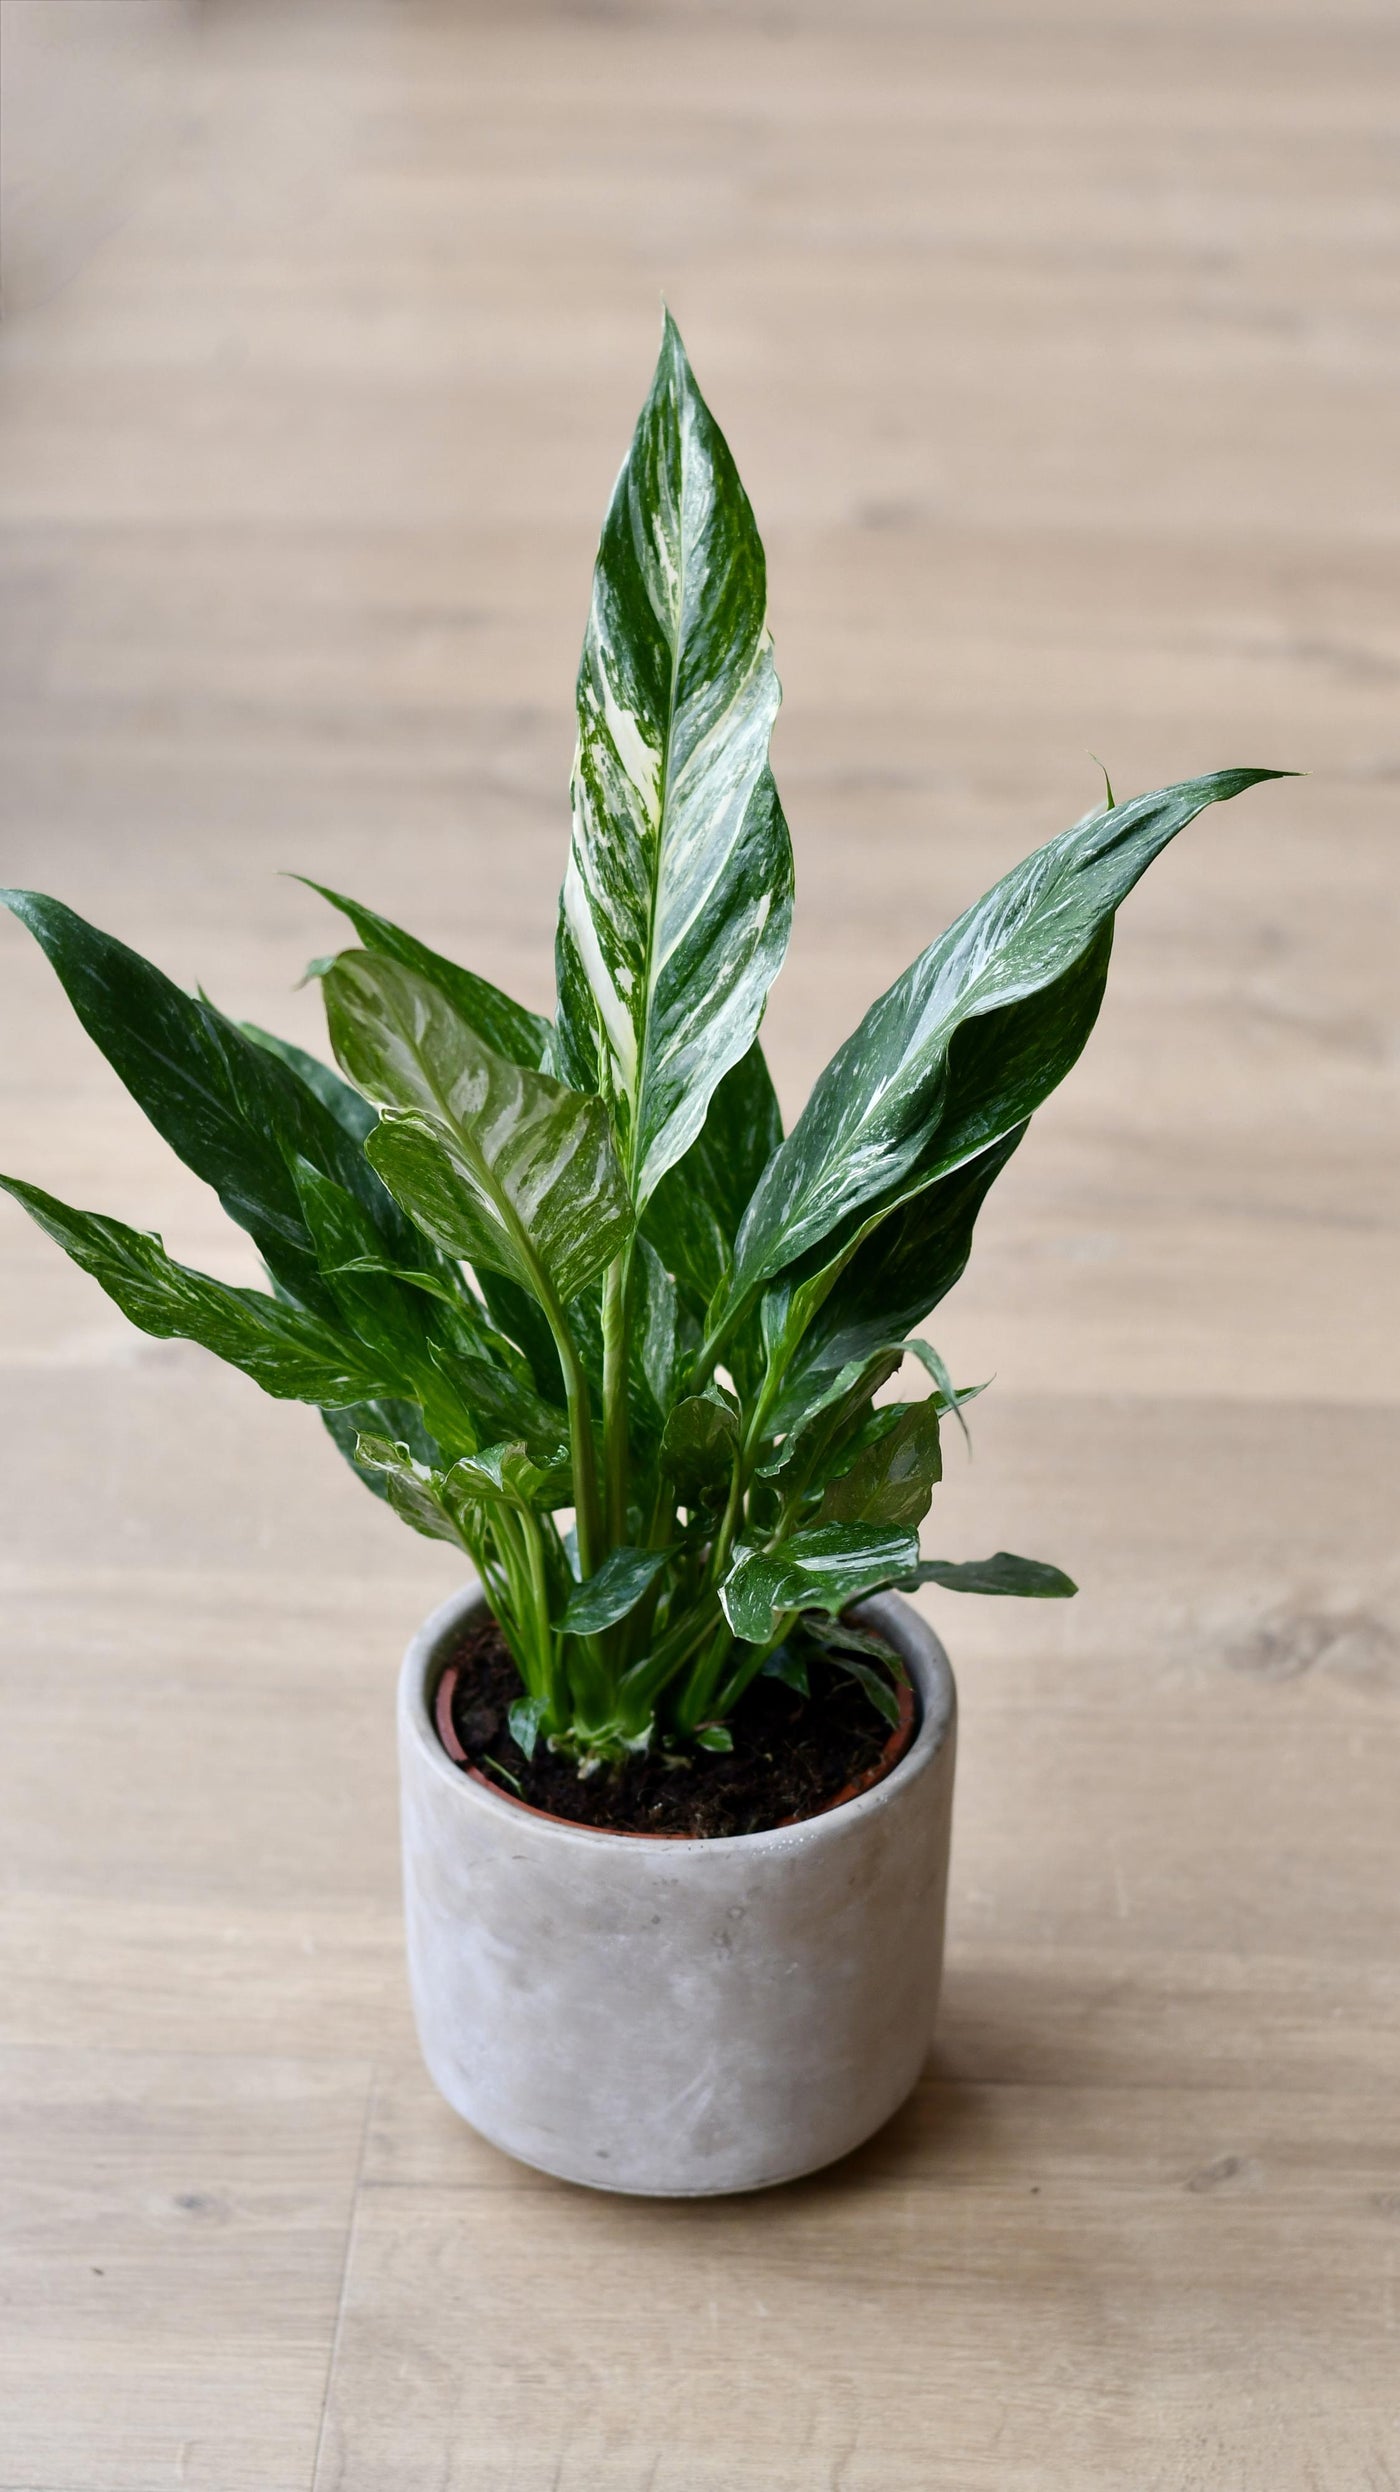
left=399, top=1578, right=955, bottom=1858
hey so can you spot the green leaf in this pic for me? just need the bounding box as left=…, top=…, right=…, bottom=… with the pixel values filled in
left=694, top=1722, right=734, bottom=1753
left=0, top=890, right=412, bottom=1312
left=826, top=1654, right=902, bottom=1730
left=444, top=1439, right=566, bottom=1512
left=631, top=1236, right=679, bottom=1422
left=801, top=1609, right=903, bottom=1667
left=1, top=1175, right=386, bottom=1405
left=324, top=950, right=632, bottom=1306
left=726, top=771, right=1289, bottom=1311
left=508, top=1695, right=548, bottom=1760
left=761, top=1641, right=809, bottom=1698
left=660, top=1387, right=740, bottom=1503
left=561, top=1544, right=675, bottom=1635
left=818, top=1397, right=942, bottom=1529
left=321, top=1397, right=441, bottom=1503
left=238, top=1022, right=377, bottom=1142
left=721, top=1522, right=919, bottom=1644
left=643, top=1039, right=783, bottom=1311
left=352, top=1435, right=469, bottom=1546
left=902, top=1553, right=1079, bottom=1598
left=554, top=314, right=794, bottom=1207
left=298, top=879, right=552, bottom=1070
left=904, top=1338, right=974, bottom=1452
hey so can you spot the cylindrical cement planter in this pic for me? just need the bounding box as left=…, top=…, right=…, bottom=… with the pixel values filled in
left=398, top=1582, right=957, bottom=2196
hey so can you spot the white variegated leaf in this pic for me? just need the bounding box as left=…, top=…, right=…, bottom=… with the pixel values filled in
left=555, top=314, right=793, bottom=1208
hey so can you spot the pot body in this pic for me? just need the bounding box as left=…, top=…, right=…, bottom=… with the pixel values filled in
left=398, top=1584, right=956, bottom=2196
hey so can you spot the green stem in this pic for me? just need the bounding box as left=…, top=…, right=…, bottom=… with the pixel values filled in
left=600, top=1244, right=634, bottom=1551
left=538, top=1289, right=603, bottom=1579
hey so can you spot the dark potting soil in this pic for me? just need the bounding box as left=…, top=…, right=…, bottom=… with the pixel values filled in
left=441, top=1611, right=908, bottom=1838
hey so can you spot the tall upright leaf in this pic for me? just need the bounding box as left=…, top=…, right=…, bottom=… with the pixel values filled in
left=643, top=1038, right=782, bottom=1311
left=724, top=770, right=1289, bottom=1316
left=555, top=314, right=793, bottom=1207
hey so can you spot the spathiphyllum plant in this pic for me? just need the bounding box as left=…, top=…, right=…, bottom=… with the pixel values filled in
left=2, top=319, right=1285, bottom=1776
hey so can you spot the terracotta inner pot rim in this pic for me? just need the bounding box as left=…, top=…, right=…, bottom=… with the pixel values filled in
left=430, top=1646, right=920, bottom=1841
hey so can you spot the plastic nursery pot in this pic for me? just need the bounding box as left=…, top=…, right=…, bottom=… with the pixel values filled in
left=398, top=1582, right=957, bottom=2197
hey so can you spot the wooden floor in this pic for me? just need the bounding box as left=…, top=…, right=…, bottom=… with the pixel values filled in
left=1, top=2, right=1397, bottom=2484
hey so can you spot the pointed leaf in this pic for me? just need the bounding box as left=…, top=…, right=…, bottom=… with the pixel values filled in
left=508, top=1695, right=548, bottom=1759
left=721, top=1522, right=919, bottom=1643
left=562, top=1543, right=675, bottom=1635
left=299, top=879, right=552, bottom=1070
left=1, top=1174, right=386, bottom=1405
left=324, top=950, right=632, bottom=1305
left=0, top=891, right=410, bottom=1310
left=818, top=1397, right=942, bottom=1529
left=555, top=315, right=794, bottom=1205
left=902, top=1553, right=1078, bottom=1598
left=727, top=771, right=1288, bottom=1310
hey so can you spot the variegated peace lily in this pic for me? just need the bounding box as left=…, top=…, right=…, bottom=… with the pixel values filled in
left=0, top=318, right=1287, bottom=1770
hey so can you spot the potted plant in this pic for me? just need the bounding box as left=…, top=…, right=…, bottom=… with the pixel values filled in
left=1, top=317, right=1284, bottom=2196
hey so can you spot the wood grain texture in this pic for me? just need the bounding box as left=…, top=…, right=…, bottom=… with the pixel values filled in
left=0, top=2, right=1395, bottom=2485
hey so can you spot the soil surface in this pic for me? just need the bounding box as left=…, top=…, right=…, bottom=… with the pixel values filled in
left=440, top=1611, right=911, bottom=1838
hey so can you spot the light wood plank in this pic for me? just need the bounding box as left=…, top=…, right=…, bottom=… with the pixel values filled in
left=0, top=2047, right=371, bottom=2492
left=0, top=1, right=1395, bottom=2485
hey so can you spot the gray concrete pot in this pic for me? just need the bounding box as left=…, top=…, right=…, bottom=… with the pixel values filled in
left=397, top=1581, right=956, bottom=2197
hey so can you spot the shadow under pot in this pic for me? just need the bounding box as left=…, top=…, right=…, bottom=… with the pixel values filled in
left=397, top=1582, right=957, bottom=2197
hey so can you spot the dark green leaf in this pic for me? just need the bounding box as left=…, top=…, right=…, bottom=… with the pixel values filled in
left=828, top=1654, right=901, bottom=1729
left=555, top=314, right=794, bottom=1206
left=562, top=1544, right=675, bottom=1635
left=324, top=950, right=632, bottom=1305
left=761, top=1641, right=809, bottom=1697
left=643, top=1039, right=783, bottom=1311
left=660, top=1387, right=740, bottom=1503
left=1, top=1175, right=385, bottom=1405
left=721, top=1522, right=919, bottom=1643
left=0, top=890, right=414, bottom=1312
left=901, top=1553, right=1079, bottom=1598
left=818, top=1397, right=942, bottom=1529
left=238, top=1022, right=377, bottom=1142
left=298, top=879, right=552, bottom=1070
left=726, top=771, right=1289, bottom=1309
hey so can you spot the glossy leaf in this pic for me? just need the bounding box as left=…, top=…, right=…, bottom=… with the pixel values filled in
left=321, top=1397, right=441, bottom=1503
left=299, top=879, right=552, bottom=1070
left=446, top=1440, right=564, bottom=1512
left=555, top=314, right=793, bottom=1206
left=727, top=771, right=1288, bottom=1311
left=324, top=950, right=631, bottom=1305
left=643, top=1039, right=783, bottom=1310
left=660, top=1387, right=739, bottom=1503
left=721, top=1522, right=919, bottom=1644
left=1, top=1175, right=385, bottom=1405
left=238, top=1022, right=377, bottom=1142
left=562, top=1544, right=674, bottom=1635
left=352, top=1434, right=469, bottom=1545
left=818, top=1397, right=942, bottom=1529
left=0, top=892, right=428, bottom=1316
left=902, top=1553, right=1078, bottom=1598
